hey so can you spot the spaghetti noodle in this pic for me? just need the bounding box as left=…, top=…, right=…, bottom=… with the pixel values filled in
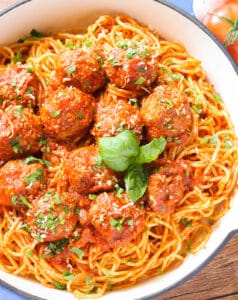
left=0, top=15, right=237, bottom=299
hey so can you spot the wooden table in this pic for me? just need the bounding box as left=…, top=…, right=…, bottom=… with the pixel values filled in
left=0, top=0, right=238, bottom=299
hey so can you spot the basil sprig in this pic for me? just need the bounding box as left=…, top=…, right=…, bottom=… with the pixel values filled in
left=98, top=130, right=166, bottom=201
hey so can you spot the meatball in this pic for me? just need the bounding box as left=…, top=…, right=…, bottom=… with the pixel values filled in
left=39, top=87, right=95, bottom=141
left=91, top=94, right=144, bottom=140
left=141, top=85, right=193, bottom=146
left=0, top=159, right=46, bottom=206
left=88, top=192, right=146, bottom=248
left=0, top=64, right=38, bottom=109
left=147, top=160, right=192, bottom=216
left=64, top=145, right=118, bottom=194
left=0, top=106, right=42, bottom=162
left=105, top=47, right=158, bottom=90
left=25, top=190, right=78, bottom=242
left=58, top=48, right=105, bottom=93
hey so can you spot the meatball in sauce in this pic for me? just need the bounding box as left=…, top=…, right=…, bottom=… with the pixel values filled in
left=88, top=192, right=146, bottom=248
left=91, top=93, right=144, bottom=140
left=25, top=189, right=78, bottom=242
left=0, top=158, right=46, bottom=206
left=64, top=145, right=118, bottom=194
left=39, top=86, right=95, bottom=141
left=55, top=48, right=106, bottom=94
left=141, top=85, right=193, bottom=147
left=0, top=106, right=42, bottom=162
left=147, top=160, right=193, bottom=216
left=105, top=44, right=159, bottom=90
left=0, top=64, right=38, bottom=109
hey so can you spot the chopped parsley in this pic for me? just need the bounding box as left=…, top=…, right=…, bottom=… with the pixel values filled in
left=11, top=194, right=31, bottom=208
left=127, top=219, right=134, bottom=228
left=18, top=29, right=45, bottom=43
left=108, top=57, right=120, bottom=66
left=30, top=29, right=45, bottom=38
left=51, top=109, right=61, bottom=118
left=24, top=156, right=51, bottom=167
left=128, top=98, right=139, bottom=108
left=126, top=48, right=137, bottom=59
left=66, top=65, right=76, bottom=75
left=47, top=238, right=68, bottom=255
left=200, top=136, right=210, bottom=145
left=210, top=134, right=219, bottom=145
left=16, top=105, right=23, bottom=116
left=11, top=50, right=22, bottom=63
left=24, top=168, right=44, bottom=185
left=224, top=136, right=232, bottom=149
left=138, top=67, right=147, bottom=73
left=180, top=218, right=192, bottom=227
left=11, top=135, right=22, bottom=153
left=71, top=247, right=85, bottom=260
left=158, top=97, right=173, bottom=108
left=135, top=76, right=146, bottom=85
left=26, top=66, right=35, bottom=73
left=186, top=239, right=192, bottom=252
left=85, top=275, right=92, bottom=287
left=52, top=280, right=66, bottom=290
left=192, top=104, right=202, bottom=115
left=63, top=271, right=75, bottom=281
left=139, top=48, right=150, bottom=58
left=214, top=93, right=221, bottom=103
left=110, top=217, right=125, bottom=232
left=82, top=37, right=92, bottom=47
left=88, top=193, right=97, bottom=200
left=35, top=211, right=63, bottom=233
left=53, top=192, right=65, bottom=204
left=25, top=250, right=34, bottom=257
left=65, top=43, right=76, bottom=50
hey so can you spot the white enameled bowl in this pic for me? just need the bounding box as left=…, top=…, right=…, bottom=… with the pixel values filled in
left=0, top=0, right=237, bottom=299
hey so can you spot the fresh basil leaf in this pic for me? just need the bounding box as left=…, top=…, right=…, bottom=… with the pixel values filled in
left=98, top=130, right=139, bottom=172
left=137, top=137, right=166, bottom=164
left=125, top=163, right=149, bottom=202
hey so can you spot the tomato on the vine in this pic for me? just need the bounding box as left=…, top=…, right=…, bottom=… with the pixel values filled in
left=202, top=0, right=238, bottom=63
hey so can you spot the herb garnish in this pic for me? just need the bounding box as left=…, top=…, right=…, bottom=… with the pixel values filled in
left=98, top=130, right=166, bottom=201
left=24, top=156, right=51, bottom=167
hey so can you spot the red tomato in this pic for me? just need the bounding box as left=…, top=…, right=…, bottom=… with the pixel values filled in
left=202, top=0, right=238, bottom=63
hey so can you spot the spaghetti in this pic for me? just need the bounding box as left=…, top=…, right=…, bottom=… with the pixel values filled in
left=0, top=15, right=237, bottom=299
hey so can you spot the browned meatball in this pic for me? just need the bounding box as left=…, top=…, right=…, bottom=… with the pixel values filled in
left=147, top=160, right=193, bottom=216
left=0, top=159, right=46, bottom=206
left=39, top=87, right=95, bottom=141
left=141, top=85, right=193, bottom=146
left=91, top=94, right=144, bottom=140
left=25, top=190, right=78, bottom=242
left=0, top=106, right=42, bottom=162
left=88, top=192, right=146, bottom=248
left=64, top=145, right=118, bottom=194
left=0, top=64, right=38, bottom=109
left=105, top=47, right=158, bottom=90
left=58, top=48, right=105, bottom=93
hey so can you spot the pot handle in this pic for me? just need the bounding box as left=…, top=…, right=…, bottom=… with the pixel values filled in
left=165, top=0, right=194, bottom=15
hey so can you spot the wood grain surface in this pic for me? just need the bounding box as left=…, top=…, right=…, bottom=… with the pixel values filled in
left=0, top=1, right=238, bottom=300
